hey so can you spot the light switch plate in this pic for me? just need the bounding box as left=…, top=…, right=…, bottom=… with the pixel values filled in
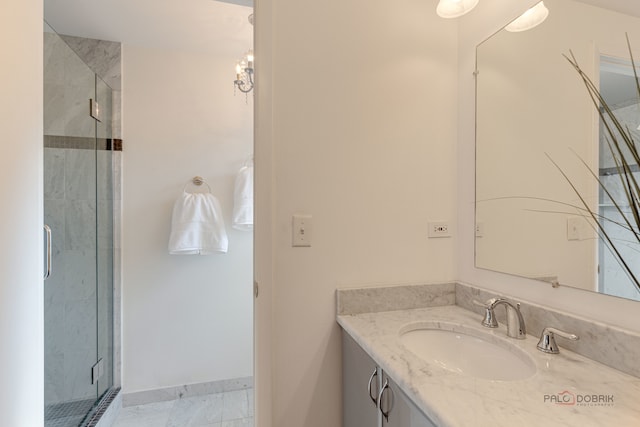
left=292, top=214, right=312, bottom=247
left=567, top=217, right=581, bottom=241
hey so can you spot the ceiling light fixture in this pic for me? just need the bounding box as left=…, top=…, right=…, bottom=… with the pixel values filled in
left=505, top=1, right=549, bottom=32
left=436, top=0, right=479, bottom=18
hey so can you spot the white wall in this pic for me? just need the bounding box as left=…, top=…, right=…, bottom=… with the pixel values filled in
left=261, top=0, right=459, bottom=425
left=0, top=0, right=44, bottom=425
left=457, top=0, right=640, bottom=331
left=121, top=44, right=253, bottom=393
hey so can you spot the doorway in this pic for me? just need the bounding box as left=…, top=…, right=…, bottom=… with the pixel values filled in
left=43, top=1, right=255, bottom=425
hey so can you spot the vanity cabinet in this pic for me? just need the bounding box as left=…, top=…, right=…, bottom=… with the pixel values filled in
left=342, top=331, right=437, bottom=427
left=342, top=331, right=381, bottom=427
left=379, top=374, right=437, bottom=427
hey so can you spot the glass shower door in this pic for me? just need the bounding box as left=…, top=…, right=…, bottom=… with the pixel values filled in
left=44, top=22, right=114, bottom=426
left=96, top=76, right=114, bottom=399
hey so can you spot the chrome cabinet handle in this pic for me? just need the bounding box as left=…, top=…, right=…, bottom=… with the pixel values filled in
left=367, top=367, right=378, bottom=406
left=43, top=224, right=52, bottom=280
left=378, top=379, right=394, bottom=422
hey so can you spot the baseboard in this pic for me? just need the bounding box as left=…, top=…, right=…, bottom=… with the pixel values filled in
left=122, top=376, right=254, bottom=407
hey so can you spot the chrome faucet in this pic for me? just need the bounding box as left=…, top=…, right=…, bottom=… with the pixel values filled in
left=474, top=298, right=527, bottom=339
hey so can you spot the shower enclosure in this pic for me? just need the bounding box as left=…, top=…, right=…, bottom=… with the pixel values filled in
left=44, top=22, right=116, bottom=426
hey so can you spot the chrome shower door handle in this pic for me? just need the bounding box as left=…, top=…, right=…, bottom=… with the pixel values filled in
left=44, top=224, right=52, bottom=280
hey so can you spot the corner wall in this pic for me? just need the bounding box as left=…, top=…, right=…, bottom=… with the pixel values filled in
left=0, top=0, right=44, bottom=425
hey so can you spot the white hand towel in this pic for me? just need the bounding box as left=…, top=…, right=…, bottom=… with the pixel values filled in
left=232, top=165, right=253, bottom=231
left=168, top=191, right=228, bottom=254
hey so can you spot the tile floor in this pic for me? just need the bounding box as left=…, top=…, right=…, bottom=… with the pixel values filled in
left=112, top=389, right=253, bottom=427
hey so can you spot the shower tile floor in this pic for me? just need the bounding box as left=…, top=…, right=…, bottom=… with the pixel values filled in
left=45, top=398, right=96, bottom=427
left=112, top=389, right=253, bottom=427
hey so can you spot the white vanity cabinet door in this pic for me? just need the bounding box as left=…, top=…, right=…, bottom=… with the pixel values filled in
left=343, top=331, right=381, bottom=427
left=380, top=374, right=438, bottom=427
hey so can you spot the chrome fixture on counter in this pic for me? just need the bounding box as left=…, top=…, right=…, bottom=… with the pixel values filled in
left=536, top=327, right=579, bottom=354
left=474, top=298, right=527, bottom=339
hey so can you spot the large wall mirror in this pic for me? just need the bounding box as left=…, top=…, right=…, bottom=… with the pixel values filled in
left=476, top=0, right=640, bottom=302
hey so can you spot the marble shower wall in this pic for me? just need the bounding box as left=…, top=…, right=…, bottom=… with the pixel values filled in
left=44, top=31, right=96, bottom=138
left=60, top=34, right=122, bottom=139
left=44, top=31, right=122, bottom=139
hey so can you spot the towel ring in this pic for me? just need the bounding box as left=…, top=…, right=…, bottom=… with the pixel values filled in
left=184, top=176, right=212, bottom=193
left=243, top=155, right=254, bottom=167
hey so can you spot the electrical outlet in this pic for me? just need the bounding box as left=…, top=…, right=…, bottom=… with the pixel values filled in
left=428, top=222, right=452, bottom=238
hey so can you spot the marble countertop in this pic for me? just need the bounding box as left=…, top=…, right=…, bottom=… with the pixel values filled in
left=338, top=305, right=640, bottom=427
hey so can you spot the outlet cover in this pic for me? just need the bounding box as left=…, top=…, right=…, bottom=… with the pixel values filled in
left=428, top=222, right=452, bottom=238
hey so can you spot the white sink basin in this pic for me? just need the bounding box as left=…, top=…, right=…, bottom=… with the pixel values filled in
left=399, top=322, right=536, bottom=381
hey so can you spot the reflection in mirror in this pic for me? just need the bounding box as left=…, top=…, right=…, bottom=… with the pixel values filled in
left=475, top=0, right=640, bottom=302
left=597, top=55, right=640, bottom=300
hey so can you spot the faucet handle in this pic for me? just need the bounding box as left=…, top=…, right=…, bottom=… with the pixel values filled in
left=536, top=327, right=579, bottom=354
left=472, top=299, right=499, bottom=328
left=473, top=298, right=497, bottom=307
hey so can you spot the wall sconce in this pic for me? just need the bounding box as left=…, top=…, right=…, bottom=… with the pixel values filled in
left=505, top=1, right=549, bottom=32
left=436, top=0, right=479, bottom=18
left=234, top=49, right=254, bottom=95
